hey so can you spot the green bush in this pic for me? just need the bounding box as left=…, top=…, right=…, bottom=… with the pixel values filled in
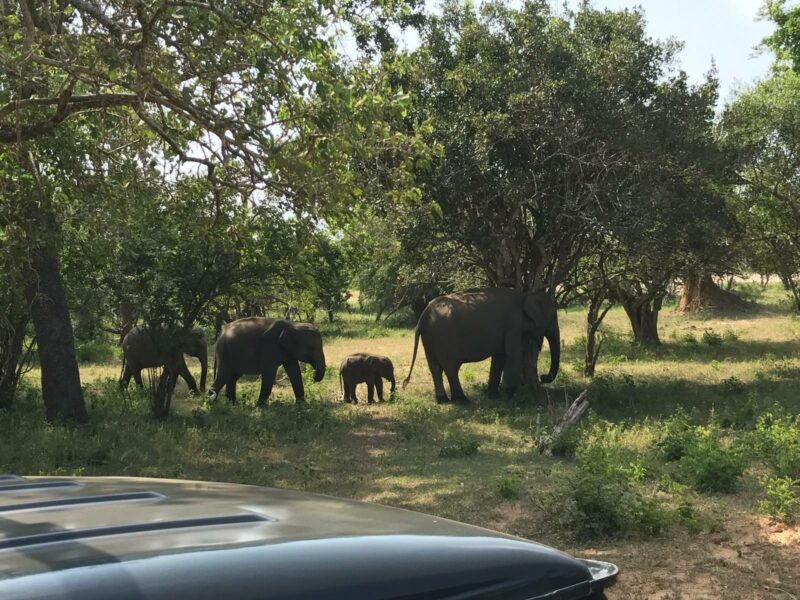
left=76, top=340, right=116, bottom=364
left=550, top=426, right=582, bottom=458
left=654, top=409, right=697, bottom=461
left=701, top=330, right=723, bottom=346
left=753, top=413, right=800, bottom=478
left=719, top=376, right=746, bottom=396
left=758, top=476, right=800, bottom=524
left=495, top=469, right=524, bottom=500
left=549, top=438, right=671, bottom=539
left=438, top=430, right=481, bottom=458
left=681, top=332, right=698, bottom=344
left=678, top=433, right=746, bottom=493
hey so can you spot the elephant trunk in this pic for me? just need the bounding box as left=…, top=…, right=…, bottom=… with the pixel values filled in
left=312, top=350, right=326, bottom=382
left=389, top=374, right=396, bottom=393
left=539, top=322, right=560, bottom=385
left=199, top=344, right=208, bottom=393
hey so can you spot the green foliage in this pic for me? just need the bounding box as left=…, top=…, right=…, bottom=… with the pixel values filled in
left=677, top=431, right=746, bottom=493
left=753, top=413, right=800, bottom=479
left=720, top=377, right=747, bottom=396
left=723, top=71, right=800, bottom=311
left=495, top=468, right=524, bottom=500
left=701, top=330, right=723, bottom=346
left=764, top=0, right=800, bottom=72
left=758, top=476, right=800, bottom=524
left=438, top=428, right=481, bottom=458
left=551, top=436, right=671, bottom=539
left=655, top=409, right=697, bottom=462
left=75, top=340, right=116, bottom=365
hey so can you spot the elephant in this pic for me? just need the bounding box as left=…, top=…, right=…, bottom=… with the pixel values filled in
left=119, top=326, right=208, bottom=393
left=339, top=353, right=396, bottom=404
left=207, top=317, right=326, bottom=406
left=402, top=288, right=560, bottom=404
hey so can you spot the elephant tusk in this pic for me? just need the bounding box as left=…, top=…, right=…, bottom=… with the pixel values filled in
left=208, top=389, right=218, bottom=401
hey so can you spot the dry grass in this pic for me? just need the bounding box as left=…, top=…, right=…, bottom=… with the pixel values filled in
left=10, top=282, right=800, bottom=598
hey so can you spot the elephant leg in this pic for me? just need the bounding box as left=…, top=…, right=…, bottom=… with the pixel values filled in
left=351, top=383, right=359, bottom=404
left=282, top=360, right=306, bottom=405
left=177, top=357, right=199, bottom=394
left=366, top=380, right=375, bottom=404
left=503, top=331, right=523, bottom=396
left=119, top=363, right=133, bottom=390
left=132, top=369, right=144, bottom=388
left=445, top=366, right=468, bottom=404
left=376, top=378, right=384, bottom=402
left=425, top=355, right=449, bottom=404
left=256, top=363, right=280, bottom=407
left=488, top=354, right=505, bottom=397
left=225, top=375, right=239, bottom=404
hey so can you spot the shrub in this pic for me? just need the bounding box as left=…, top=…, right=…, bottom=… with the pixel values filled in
left=548, top=439, right=671, bottom=539
left=496, top=469, right=524, bottom=500
left=701, top=330, right=723, bottom=346
left=438, top=429, right=480, bottom=458
left=722, top=329, right=739, bottom=343
left=753, top=413, right=800, bottom=479
left=550, top=426, right=582, bottom=458
left=76, top=340, right=116, bottom=364
left=678, top=433, right=746, bottom=493
left=654, top=409, right=697, bottom=461
left=681, top=332, right=698, bottom=344
left=719, top=376, right=746, bottom=396
left=758, top=476, right=800, bottom=524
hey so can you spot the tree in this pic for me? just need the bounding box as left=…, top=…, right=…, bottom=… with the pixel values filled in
left=723, top=70, right=800, bottom=310
left=407, top=2, right=730, bottom=356
left=0, top=1, right=423, bottom=421
left=764, top=0, right=800, bottom=71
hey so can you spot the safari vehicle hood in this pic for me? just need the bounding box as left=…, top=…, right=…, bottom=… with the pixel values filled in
left=0, top=475, right=617, bottom=600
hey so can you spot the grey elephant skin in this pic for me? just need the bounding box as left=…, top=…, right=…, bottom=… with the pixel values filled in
left=119, top=327, right=208, bottom=393
left=339, top=353, right=396, bottom=404
left=208, top=317, right=326, bottom=406
left=403, top=288, right=560, bottom=403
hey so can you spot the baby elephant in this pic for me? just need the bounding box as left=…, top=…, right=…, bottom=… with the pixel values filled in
left=340, top=353, right=396, bottom=404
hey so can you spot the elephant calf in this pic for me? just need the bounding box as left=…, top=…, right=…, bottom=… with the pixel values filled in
left=339, top=353, right=396, bottom=404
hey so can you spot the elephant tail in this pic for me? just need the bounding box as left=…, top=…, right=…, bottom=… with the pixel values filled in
left=402, top=323, right=422, bottom=390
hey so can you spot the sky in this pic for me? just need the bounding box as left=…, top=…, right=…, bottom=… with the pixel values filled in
left=396, top=0, right=777, bottom=107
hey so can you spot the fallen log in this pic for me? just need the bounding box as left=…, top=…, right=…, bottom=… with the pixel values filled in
left=537, top=390, right=590, bottom=455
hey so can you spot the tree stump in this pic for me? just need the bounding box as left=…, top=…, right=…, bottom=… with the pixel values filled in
left=537, top=390, right=590, bottom=455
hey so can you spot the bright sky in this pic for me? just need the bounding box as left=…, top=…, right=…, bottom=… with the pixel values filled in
left=398, top=1, right=777, bottom=107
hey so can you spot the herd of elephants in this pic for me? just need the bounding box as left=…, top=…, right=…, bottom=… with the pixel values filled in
left=118, top=288, right=561, bottom=405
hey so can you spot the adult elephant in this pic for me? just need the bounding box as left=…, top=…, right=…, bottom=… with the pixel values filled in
left=120, top=326, right=208, bottom=393
left=208, top=317, right=326, bottom=406
left=403, top=288, right=560, bottom=403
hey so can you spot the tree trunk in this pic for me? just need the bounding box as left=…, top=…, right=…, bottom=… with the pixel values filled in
left=678, top=273, right=754, bottom=314
left=0, top=309, right=29, bottom=408
left=24, top=243, right=88, bottom=423
left=584, top=294, right=612, bottom=377
left=621, top=296, right=661, bottom=345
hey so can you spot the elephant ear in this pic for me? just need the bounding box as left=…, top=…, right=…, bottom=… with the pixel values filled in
left=278, top=324, right=300, bottom=357
left=523, top=291, right=547, bottom=326
left=261, top=320, right=294, bottom=358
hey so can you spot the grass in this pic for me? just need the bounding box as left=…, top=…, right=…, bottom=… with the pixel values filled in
left=5, top=281, right=800, bottom=598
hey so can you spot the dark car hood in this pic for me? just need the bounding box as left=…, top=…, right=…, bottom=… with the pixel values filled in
left=0, top=476, right=616, bottom=599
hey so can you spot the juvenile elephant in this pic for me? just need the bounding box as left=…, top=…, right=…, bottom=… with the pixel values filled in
left=208, top=317, right=326, bottom=406
left=120, top=326, right=208, bottom=393
left=339, top=353, right=396, bottom=404
left=403, top=288, right=560, bottom=404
